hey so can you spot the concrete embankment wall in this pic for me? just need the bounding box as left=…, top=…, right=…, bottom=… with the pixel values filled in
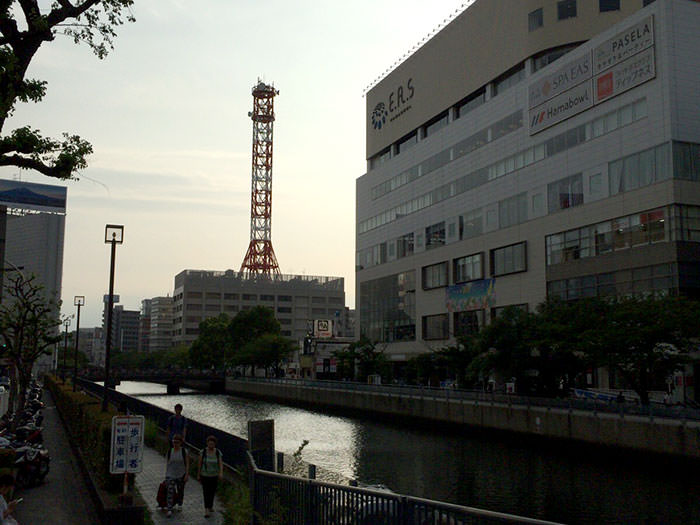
left=226, top=379, right=700, bottom=459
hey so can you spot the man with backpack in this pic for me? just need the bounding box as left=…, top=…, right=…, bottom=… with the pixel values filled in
left=166, top=403, right=187, bottom=446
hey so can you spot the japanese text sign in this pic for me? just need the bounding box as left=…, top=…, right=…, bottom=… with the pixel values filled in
left=110, top=415, right=145, bottom=474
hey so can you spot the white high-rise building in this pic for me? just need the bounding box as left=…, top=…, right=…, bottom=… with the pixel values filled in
left=356, top=0, right=700, bottom=367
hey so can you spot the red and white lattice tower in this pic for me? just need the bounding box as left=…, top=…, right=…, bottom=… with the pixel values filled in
left=240, top=80, right=281, bottom=276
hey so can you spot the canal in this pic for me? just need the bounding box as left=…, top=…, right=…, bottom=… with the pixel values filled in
left=119, top=381, right=699, bottom=524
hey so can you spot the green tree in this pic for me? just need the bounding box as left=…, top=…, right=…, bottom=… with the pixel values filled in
left=236, top=334, right=295, bottom=377
left=348, top=336, right=387, bottom=382
left=468, top=306, right=535, bottom=392
left=584, top=295, right=700, bottom=405
left=1, top=0, right=135, bottom=180
left=229, top=306, right=280, bottom=362
left=435, top=334, right=482, bottom=388
left=0, top=273, right=61, bottom=419
left=189, top=314, right=231, bottom=369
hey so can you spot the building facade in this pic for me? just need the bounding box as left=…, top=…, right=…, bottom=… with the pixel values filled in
left=148, top=296, right=174, bottom=352
left=139, top=299, right=152, bottom=352
left=356, top=0, right=700, bottom=361
left=0, top=180, right=67, bottom=376
left=172, top=270, right=345, bottom=347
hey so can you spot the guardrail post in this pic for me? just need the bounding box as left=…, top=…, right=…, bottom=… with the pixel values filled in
left=400, top=495, right=409, bottom=525
left=277, top=452, right=284, bottom=473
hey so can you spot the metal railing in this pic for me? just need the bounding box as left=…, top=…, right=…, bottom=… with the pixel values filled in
left=247, top=451, right=563, bottom=525
left=232, top=377, right=700, bottom=422
left=76, top=378, right=250, bottom=467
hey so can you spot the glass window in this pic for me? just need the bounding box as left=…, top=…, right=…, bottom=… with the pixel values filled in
left=396, top=132, right=417, bottom=154
left=423, top=314, right=449, bottom=340
left=456, top=89, right=485, bottom=118
left=557, top=0, right=577, bottom=20
left=499, top=193, right=528, bottom=228
left=528, top=8, right=543, bottom=31
left=589, top=173, right=602, bottom=195
left=360, top=271, right=416, bottom=343
left=599, top=0, right=620, bottom=12
left=397, top=232, right=414, bottom=259
left=422, top=262, right=448, bottom=289
left=425, top=221, right=446, bottom=249
left=277, top=306, right=292, bottom=313
left=532, top=193, right=544, bottom=216
left=278, top=295, right=292, bottom=302
left=674, top=142, right=700, bottom=181
left=460, top=209, right=483, bottom=240
left=548, top=174, right=583, bottom=213
left=454, top=253, right=483, bottom=283
left=424, top=112, right=448, bottom=137
left=493, top=63, right=525, bottom=95
left=491, top=242, right=527, bottom=276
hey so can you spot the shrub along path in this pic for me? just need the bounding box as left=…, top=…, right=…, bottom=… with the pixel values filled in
left=14, top=390, right=100, bottom=525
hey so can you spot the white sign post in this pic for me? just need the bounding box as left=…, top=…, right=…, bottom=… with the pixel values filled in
left=110, top=415, right=145, bottom=498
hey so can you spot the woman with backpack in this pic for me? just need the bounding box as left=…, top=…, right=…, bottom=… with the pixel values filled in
left=197, top=435, right=223, bottom=518
left=164, top=433, right=189, bottom=518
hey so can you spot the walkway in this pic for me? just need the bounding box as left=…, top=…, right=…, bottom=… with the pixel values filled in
left=136, top=445, right=224, bottom=524
left=14, top=391, right=100, bottom=525
left=13, top=389, right=225, bottom=524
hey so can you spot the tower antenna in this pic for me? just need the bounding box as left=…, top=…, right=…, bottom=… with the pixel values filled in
left=240, top=80, right=281, bottom=276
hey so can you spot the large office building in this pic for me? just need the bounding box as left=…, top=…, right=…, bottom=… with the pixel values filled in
left=356, top=0, right=700, bottom=362
left=0, top=180, right=66, bottom=376
left=172, top=270, right=346, bottom=347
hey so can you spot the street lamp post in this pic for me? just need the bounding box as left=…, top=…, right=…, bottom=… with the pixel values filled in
left=73, top=296, right=85, bottom=392
left=102, top=225, right=124, bottom=412
left=62, top=317, right=71, bottom=383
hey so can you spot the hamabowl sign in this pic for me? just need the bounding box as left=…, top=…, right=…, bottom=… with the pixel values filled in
left=529, top=15, right=655, bottom=135
left=529, top=81, right=593, bottom=134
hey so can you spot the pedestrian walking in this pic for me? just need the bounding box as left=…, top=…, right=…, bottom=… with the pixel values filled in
left=197, top=435, right=224, bottom=518
left=166, top=403, right=188, bottom=446
left=164, top=434, right=189, bottom=518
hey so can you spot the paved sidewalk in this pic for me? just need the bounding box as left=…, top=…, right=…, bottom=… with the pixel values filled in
left=136, top=445, right=224, bottom=524
left=14, top=390, right=101, bottom=525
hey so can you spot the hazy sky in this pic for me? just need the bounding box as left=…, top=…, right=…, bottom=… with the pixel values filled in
left=1, top=1, right=469, bottom=327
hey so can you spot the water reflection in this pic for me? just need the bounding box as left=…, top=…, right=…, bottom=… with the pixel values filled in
left=117, top=382, right=700, bottom=523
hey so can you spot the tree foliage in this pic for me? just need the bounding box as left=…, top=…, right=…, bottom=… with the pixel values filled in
left=0, top=273, right=61, bottom=417
left=0, top=0, right=135, bottom=179
left=235, top=334, right=295, bottom=377
left=229, top=306, right=280, bottom=350
left=189, top=314, right=231, bottom=369
left=459, top=297, right=700, bottom=402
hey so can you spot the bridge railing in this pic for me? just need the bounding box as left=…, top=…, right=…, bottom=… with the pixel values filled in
left=231, top=376, right=700, bottom=422
left=247, top=451, right=563, bottom=525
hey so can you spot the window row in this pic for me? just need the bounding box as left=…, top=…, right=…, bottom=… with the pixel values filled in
left=547, top=263, right=676, bottom=301
left=359, top=98, right=647, bottom=235
left=371, top=110, right=523, bottom=200
left=529, top=1, right=622, bottom=34
left=546, top=207, right=667, bottom=265
left=422, top=243, right=527, bottom=290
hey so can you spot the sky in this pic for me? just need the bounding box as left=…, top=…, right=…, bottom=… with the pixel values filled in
left=1, top=0, right=471, bottom=327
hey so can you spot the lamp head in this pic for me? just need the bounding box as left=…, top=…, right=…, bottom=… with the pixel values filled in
left=74, top=296, right=85, bottom=307
left=104, top=225, right=124, bottom=244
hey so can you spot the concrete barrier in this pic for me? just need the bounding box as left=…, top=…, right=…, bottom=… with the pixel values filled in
left=226, top=378, right=700, bottom=459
